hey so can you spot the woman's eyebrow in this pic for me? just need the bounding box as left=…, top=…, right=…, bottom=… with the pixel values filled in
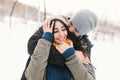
left=61, top=26, right=66, bottom=28
left=54, top=27, right=58, bottom=30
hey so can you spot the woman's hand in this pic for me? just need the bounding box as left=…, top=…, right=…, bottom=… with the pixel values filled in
left=42, top=18, right=54, bottom=33
left=56, top=40, right=73, bottom=54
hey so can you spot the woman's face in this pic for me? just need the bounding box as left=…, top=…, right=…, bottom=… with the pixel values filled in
left=53, top=21, right=68, bottom=45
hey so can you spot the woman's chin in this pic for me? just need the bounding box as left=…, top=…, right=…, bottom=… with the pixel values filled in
left=57, top=42, right=64, bottom=45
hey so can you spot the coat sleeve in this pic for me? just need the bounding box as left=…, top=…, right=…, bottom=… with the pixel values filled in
left=25, top=39, right=51, bottom=80
left=27, top=27, right=43, bottom=55
left=65, top=51, right=95, bottom=80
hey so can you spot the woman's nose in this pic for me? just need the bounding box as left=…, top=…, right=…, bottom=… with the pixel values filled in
left=59, top=31, right=64, bottom=36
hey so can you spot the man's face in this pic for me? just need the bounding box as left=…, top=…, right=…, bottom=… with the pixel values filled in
left=68, top=22, right=80, bottom=37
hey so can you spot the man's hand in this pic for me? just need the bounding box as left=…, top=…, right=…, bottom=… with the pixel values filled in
left=75, top=51, right=90, bottom=64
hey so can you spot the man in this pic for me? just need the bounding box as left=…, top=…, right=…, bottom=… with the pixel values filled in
left=69, top=9, right=98, bottom=60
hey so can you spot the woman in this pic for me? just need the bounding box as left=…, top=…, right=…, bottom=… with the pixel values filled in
left=25, top=15, right=95, bottom=80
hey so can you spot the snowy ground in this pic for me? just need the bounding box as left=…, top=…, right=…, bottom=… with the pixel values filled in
left=0, top=21, right=120, bottom=80
left=92, top=39, right=120, bottom=80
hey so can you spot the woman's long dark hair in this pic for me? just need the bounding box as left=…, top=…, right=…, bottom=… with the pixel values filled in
left=68, top=32, right=87, bottom=57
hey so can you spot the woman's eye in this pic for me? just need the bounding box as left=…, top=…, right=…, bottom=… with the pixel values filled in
left=62, top=28, right=66, bottom=31
left=54, top=30, right=58, bottom=33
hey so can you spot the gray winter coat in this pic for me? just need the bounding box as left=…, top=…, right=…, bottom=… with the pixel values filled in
left=25, top=39, right=95, bottom=80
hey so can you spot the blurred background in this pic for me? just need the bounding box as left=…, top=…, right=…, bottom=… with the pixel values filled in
left=0, top=0, right=120, bottom=80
